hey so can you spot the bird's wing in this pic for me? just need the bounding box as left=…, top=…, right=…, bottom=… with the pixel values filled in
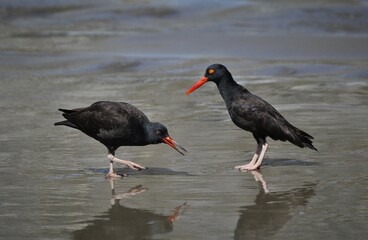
left=64, top=102, right=147, bottom=138
left=229, top=95, right=294, bottom=141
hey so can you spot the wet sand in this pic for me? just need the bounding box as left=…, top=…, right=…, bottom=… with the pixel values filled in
left=0, top=1, right=367, bottom=239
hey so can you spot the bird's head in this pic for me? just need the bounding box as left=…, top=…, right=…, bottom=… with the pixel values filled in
left=147, top=122, right=187, bottom=155
left=186, top=64, right=229, bottom=95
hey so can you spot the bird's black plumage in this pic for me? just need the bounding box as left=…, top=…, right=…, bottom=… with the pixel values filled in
left=56, top=101, right=158, bottom=148
left=186, top=64, right=316, bottom=170
left=221, top=79, right=316, bottom=150
left=55, top=101, right=185, bottom=177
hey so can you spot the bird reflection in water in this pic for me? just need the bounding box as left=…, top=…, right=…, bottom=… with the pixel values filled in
left=73, top=180, right=187, bottom=240
left=249, top=170, right=270, bottom=193
left=235, top=170, right=317, bottom=240
left=109, top=180, right=148, bottom=205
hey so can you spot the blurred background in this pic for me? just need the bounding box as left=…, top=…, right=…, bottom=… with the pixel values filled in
left=0, top=1, right=367, bottom=239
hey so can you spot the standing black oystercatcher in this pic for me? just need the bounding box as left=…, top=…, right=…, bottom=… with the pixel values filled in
left=186, top=64, right=317, bottom=171
left=54, top=101, right=186, bottom=178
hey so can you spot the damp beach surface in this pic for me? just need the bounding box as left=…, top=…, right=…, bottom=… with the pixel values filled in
left=0, top=0, right=367, bottom=239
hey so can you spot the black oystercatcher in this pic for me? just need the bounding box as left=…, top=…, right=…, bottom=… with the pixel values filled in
left=54, top=101, right=186, bottom=178
left=186, top=64, right=316, bottom=171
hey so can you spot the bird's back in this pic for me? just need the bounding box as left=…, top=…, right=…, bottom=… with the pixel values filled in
left=56, top=101, right=150, bottom=147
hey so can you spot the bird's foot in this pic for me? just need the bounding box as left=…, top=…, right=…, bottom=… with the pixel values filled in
left=105, top=172, right=126, bottom=179
left=125, top=161, right=146, bottom=171
left=234, top=164, right=260, bottom=172
left=108, top=154, right=146, bottom=171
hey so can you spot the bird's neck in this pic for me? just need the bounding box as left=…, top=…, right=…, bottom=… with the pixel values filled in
left=216, top=74, right=245, bottom=104
left=143, top=123, right=155, bottom=145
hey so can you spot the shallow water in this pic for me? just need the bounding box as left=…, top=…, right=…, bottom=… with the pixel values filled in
left=1, top=1, right=368, bottom=239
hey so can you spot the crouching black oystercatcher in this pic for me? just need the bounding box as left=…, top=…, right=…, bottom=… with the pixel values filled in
left=186, top=64, right=316, bottom=171
left=55, top=101, right=186, bottom=178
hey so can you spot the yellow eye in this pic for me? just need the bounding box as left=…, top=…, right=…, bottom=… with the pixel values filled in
left=208, top=69, right=215, bottom=74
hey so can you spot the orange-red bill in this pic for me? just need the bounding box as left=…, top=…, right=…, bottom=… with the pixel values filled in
left=185, top=76, right=208, bottom=95
left=163, top=136, right=187, bottom=155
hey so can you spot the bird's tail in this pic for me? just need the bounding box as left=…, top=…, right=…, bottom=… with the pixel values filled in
left=54, top=108, right=79, bottom=128
left=54, top=120, right=78, bottom=128
left=58, top=108, right=76, bottom=114
left=290, top=127, right=317, bottom=151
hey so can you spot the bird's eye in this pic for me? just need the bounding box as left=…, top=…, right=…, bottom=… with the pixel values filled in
left=208, top=69, right=215, bottom=75
left=155, top=129, right=161, bottom=135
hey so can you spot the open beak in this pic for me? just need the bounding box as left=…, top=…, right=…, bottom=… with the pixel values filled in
left=185, top=76, right=208, bottom=95
left=163, top=136, right=187, bottom=155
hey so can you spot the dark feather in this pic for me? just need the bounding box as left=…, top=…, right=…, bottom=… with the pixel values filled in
left=54, top=101, right=151, bottom=148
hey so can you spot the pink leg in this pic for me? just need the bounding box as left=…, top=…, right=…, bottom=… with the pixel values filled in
left=107, top=154, right=146, bottom=171
left=105, top=160, right=123, bottom=179
left=243, top=143, right=268, bottom=171
left=105, top=154, right=146, bottom=178
left=235, top=143, right=262, bottom=170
